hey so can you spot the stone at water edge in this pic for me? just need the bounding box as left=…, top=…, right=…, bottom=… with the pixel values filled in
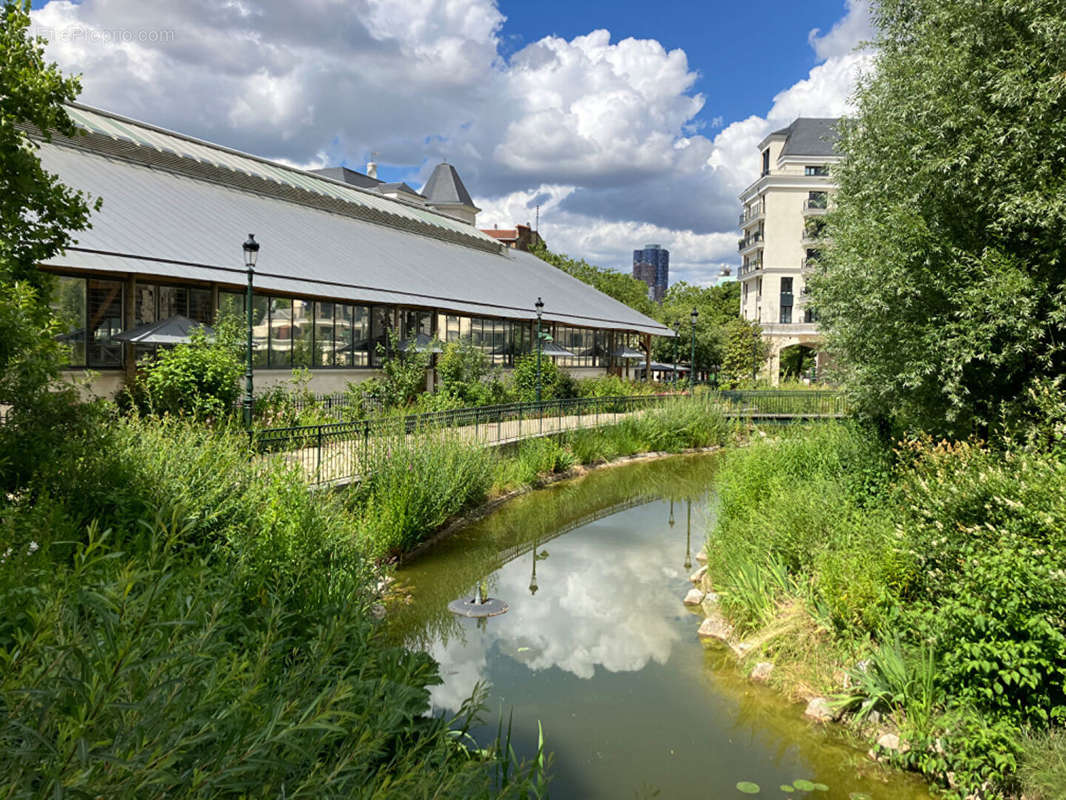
left=804, top=697, right=834, bottom=722
left=683, top=588, right=705, bottom=606
left=699, top=592, right=720, bottom=615
left=697, top=615, right=733, bottom=643
left=750, top=661, right=774, bottom=682
left=370, top=603, right=386, bottom=620
left=876, top=733, right=908, bottom=753
left=695, top=548, right=707, bottom=565
left=688, top=565, right=707, bottom=584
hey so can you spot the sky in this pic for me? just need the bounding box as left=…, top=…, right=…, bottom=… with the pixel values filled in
left=28, top=0, right=875, bottom=287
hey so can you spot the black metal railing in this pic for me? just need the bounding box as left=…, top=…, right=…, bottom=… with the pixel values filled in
left=254, top=390, right=847, bottom=487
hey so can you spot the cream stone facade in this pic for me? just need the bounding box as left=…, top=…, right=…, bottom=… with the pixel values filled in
left=738, top=118, right=839, bottom=384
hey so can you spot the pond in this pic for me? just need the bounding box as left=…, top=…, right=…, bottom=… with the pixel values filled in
left=388, top=454, right=932, bottom=800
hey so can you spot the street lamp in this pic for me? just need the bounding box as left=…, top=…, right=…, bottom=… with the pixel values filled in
left=689, top=308, right=699, bottom=389
left=671, top=320, right=680, bottom=387
left=242, top=234, right=259, bottom=431
left=535, top=297, right=545, bottom=404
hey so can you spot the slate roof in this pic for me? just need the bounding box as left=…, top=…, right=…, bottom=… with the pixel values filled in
left=421, top=162, right=476, bottom=207
left=771, top=118, right=840, bottom=157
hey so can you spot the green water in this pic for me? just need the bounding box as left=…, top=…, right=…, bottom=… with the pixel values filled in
left=390, top=455, right=932, bottom=800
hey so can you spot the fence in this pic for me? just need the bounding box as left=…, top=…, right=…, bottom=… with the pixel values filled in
left=254, top=390, right=847, bottom=487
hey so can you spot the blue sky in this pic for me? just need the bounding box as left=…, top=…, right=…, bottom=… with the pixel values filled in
left=497, top=0, right=852, bottom=124
left=29, top=0, right=873, bottom=285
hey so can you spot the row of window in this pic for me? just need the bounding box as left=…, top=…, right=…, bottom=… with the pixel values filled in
left=51, top=274, right=630, bottom=370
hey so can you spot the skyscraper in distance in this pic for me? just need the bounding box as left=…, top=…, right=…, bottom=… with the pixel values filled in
left=633, top=244, right=669, bottom=301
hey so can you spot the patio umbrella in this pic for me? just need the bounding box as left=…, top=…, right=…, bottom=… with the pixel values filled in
left=611, top=345, right=646, bottom=359
left=113, top=315, right=214, bottom=345
left=540, top=340, right=575, bottom=358
left=396, top=332, right=443, bottom=353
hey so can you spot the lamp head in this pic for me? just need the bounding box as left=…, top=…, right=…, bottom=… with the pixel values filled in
left=690, top=307, right=699, bottom=324
left=243, top=234, right=260, bottom=270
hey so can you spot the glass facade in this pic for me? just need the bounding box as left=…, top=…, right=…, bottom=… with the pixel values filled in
left=48, top=272, right=638, bottom=375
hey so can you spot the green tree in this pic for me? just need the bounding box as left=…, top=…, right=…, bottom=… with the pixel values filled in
left=530, top=240, right=657, bottom=318
left=808, top=0, right=1066, bottom=437
left=653, top=281, right=740, bottom=371
left=720, top=318, right=771, bottom=388
left=510, top=352, right=564, bottom=402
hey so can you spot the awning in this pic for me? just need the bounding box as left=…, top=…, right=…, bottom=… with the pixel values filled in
left=611, top=346, right=647, bottom=359
left=113, top=315, right=214, bottom=345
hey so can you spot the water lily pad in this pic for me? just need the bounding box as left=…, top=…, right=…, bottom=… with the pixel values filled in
left=792, top=779, right=816, bottom=791
left=736, top=781, right=761, bottom=794
left=812, top=784, right=829, bottom=792
left=780, top=786, right=795, bottom=793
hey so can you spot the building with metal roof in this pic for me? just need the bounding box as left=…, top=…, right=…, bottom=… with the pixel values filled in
left=30, top=103, right=671, bottom=397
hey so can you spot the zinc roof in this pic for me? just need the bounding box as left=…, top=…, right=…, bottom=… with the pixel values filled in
left=38, top=139, right=671, bottom=336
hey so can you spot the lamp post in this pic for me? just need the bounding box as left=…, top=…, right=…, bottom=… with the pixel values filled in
left=689, top=308, right=699, bottom=389
left=671, top=320, right=680, bottom=387
left=535, top=297, right=544, bottom=404
left=242, top=234, right=259, bottom=431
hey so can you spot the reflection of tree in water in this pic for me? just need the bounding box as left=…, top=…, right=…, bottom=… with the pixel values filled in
left=386, top=453, right=722, bottom=649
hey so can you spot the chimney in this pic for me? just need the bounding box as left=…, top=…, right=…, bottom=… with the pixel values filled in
left=367, top=151, right=378, bottom=179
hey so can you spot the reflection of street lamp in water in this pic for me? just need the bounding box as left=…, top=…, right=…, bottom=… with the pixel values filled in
left=684, top=499, right=693, bottom=570
left=668, top=498, right=675, bottom=529
left=530, top=543, right=549, bottom=596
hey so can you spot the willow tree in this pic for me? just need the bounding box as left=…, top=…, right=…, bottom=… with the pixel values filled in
left=809, top=0, right=1066, bottom=438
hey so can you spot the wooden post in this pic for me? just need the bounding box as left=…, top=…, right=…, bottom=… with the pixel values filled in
left=641, top=333, right=652, bottom=382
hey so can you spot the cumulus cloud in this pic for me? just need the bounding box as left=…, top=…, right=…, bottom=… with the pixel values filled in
left=30, top=0, right=873, bottom=287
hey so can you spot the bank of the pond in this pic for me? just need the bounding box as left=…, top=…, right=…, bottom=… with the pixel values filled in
left=701, top=422, right=1066, bottom=800
left=350, top=395, right=735, bottom=561
left=398, top=444, right=722, bottom=565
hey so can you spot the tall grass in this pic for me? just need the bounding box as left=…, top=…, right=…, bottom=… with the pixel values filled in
left=0, top=416, right=542, bottom=798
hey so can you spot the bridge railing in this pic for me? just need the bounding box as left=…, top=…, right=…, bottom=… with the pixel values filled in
left=254, top=390, right=846, bottom=486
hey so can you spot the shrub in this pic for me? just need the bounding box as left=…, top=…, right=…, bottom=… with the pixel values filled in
left=138, top=318, right=243, bottom=420
left=509, top=352, right=566, bottom=402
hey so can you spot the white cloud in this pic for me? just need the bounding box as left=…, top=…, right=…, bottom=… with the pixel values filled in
left=30, top=0, right=873, bottom=288
left=808, top=0, right=875, bottom=61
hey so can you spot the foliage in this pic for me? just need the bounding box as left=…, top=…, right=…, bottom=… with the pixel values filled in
left=652, top=281, right=740, bottom=369
left=0, top=416, right=541, bottom=798
left=137, top=315, right=244, bottom=420
left=1018, top=730, right=1066, bottom=800
left=719, top=318, right=772, bottom=388
left=494, top=437, right=577, bottom=491
left=529, top=240, right=656, bottom=318
left=344, top=331, right=433, bottom=415
left=436, top=339, right=508, bottom=407
left=509, top=352, right=565, bottom=403
left=347, top=432, right=496, bottom=557
left=0, top=0, right=100, bottom=294
left=808, top=0, right=1066, bottom=438
left=708, top=423, right=1066, bottom=797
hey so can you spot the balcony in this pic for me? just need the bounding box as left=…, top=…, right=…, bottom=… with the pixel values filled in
left=738, top=231, right=764, bottom=254
left=738, top=202, right=765, bottom=227
left=801, top=227, right=828, bottom=246
left=738, top=259, right=764, bottom=277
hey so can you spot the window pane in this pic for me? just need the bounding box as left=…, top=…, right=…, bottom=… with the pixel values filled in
left=87, top=278, right=123, bottom=367
left=269, top=298, right=292, bottom=368
left=352, top=305, right=370, bottom=367
left=218, top=291, right=244, bottom=322
left=52, top=275, right=86, bottom=367
left=370, top=306, right=392, bottom=367
left=314, top=301, right=335, bottom=367
left=189, top=289, right=213, bottom=323
left=134, top=283, right=156, bottom=326
left=250, top=294, right=269, bottom=367
left=159, top=286, right=188, bottom=319
left=292, top=299, right=313, bottom=368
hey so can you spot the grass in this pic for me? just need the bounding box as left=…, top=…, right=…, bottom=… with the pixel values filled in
left=703, top=423, right=1066, bottom=799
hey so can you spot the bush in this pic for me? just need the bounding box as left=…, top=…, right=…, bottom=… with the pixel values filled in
left=138, top=317, right=243, bottom=420
left=509, top=353, right=566, bottom=402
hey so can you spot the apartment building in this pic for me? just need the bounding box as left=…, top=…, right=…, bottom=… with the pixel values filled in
left=737, top=117, right=839, bottom=383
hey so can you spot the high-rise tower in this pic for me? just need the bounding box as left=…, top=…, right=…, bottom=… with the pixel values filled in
left=632, top=244, right=669, bottom=301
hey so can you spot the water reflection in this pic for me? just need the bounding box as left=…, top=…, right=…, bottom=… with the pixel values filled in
left=390, top=454, right=932, bottom=800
